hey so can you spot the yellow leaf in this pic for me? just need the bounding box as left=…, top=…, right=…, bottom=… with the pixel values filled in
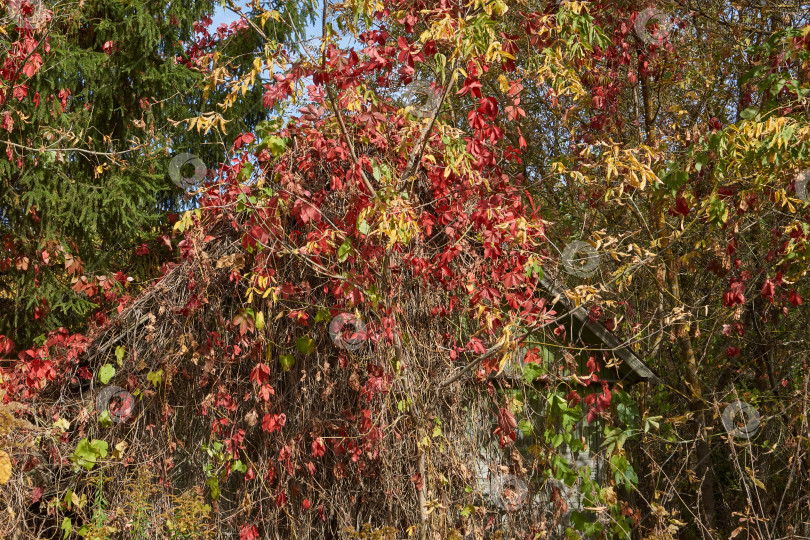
left=0, top=450, right=11, bottom=484
left=255, top=311, right=265, bottom=331
left=112, top=441, right=128, bottom=459
left=497, top=74, right=510, bottom=93
left=496, top=350, right=511, bottom=375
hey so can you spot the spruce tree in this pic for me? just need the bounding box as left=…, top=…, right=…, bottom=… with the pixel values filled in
left=0, top=0, right=313, bottom=344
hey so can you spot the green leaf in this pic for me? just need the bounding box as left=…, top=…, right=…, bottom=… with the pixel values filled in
left=518, top=419, right=534, bottom=437
left=357, top=219, right=370, bottom=235
left=206, top=475, right=220, bottom=500
left=740, top=107, right=759, bottom=120
left=71, top=438, right=109, bottom=471
left=98, top=364, right=115, bottom=384
left=61, top=517, right=72, bottom=539
left=232, top=460, right=247, bottom=473
left=279, top=354, right=295, bottom=372
left=146, top=369, right=163, bottom=387
left=238, top=161, right=255, bottom=181
left=524, top=260, right=544, bottom=279
left=337, top=240, right=352, bottom=263
left=114, top=345, right=125, bottom=366
left=295, top=336, right=315, bottom=355
left=90, top=439, right=108, bottom=456
left=366, top=284, right=381, bottom=309
left=98, top=410, right=112, bottom=428
left=644, top=416, right=661, bottom=433
left=266, top=136, right=288, bottom=157
left=522, top=361, right=546, bottom=384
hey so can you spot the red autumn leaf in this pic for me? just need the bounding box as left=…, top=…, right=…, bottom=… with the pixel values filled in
left=13, top=84, right=28, bottom=101
left=1, top=113, right=14, bottom=132
left=292, top=198, right=322, bottom=225
left=494, top=406, right=517, bottom=447
left=275, top=490, right=287, bottom=507
left=22, top=54, right=43, bottom=77
left=723, top=278, right=746, bottom=307
left=312, top=437, right=326, bottom=458
left=239, top=525, right=259, bottom=540
left=258, top=384, right=274, bottom=402
left=410, top=472, right=423, bottom=491
left=262, top=413, right=286, bottom=433
left=788, top=289, right=802, bottom=307
left=232, top=311, right=255, bottom=336
left=673, top=196, right=690, bottom=216
left=245, top=224, right=269, bottom=249
left=250, top=363, right=271, bottom=386
left=761, top=278, right=775, bottom=302
left=0, top=335, right=14, bottom=356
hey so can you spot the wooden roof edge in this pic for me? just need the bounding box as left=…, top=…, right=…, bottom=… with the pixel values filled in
left=538, top=277, right=663, bottom=386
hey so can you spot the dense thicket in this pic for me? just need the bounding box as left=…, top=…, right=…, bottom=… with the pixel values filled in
left=1, top=1, right=809, bottom=539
